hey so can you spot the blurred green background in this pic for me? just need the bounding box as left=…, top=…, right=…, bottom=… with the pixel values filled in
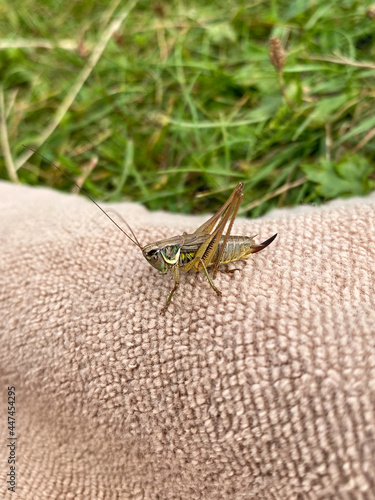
left=1, top=0, right=375, bottom=217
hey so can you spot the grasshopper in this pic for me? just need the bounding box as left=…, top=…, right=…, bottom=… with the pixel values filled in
left=27, top=148, right=277, bottom=313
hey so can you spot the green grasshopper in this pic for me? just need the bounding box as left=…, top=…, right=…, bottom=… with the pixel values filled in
left=27, top=148, right=277, bottom=313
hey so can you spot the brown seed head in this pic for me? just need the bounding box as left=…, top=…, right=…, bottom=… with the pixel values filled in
left=270, top=37, right=286, bottom=73
left=367, top=5, right=375, bottom=18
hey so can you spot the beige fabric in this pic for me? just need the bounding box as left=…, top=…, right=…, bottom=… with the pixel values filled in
left=1, top=180, right=375, bottom=499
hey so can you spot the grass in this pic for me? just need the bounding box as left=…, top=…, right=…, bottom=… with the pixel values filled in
left=1, top=0, right=375, bottom=218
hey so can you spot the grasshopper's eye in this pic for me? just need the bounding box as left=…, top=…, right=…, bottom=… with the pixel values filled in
left=146, top=249, right=158, bottom=260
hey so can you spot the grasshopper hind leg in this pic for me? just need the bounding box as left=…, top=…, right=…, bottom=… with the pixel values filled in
left=217, top=267, right=241, bottom=274
left=198, top=258, right=222, bottom=297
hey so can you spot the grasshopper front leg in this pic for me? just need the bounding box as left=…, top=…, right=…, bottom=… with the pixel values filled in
left=161, top=265, right=180, bottom=314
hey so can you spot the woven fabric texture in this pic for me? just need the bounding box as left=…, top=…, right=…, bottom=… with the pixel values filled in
left=1, top=181, right=375, bottom=499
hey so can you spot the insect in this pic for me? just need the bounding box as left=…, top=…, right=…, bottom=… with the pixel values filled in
left=26, top=147, right=277, bottom=313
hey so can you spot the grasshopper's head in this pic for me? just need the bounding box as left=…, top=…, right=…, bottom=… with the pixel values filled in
left=142, top=240, right=182, bottom=274
left=142, top=244, right=168, bottom=274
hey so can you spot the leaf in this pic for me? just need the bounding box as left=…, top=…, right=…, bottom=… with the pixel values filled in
left=302, top=154, right=374, bottom=198
left=206, top=22, right=237, bottom=44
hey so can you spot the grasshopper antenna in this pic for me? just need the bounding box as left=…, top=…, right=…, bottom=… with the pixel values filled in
left=23, top=145, right=142, bottom=249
